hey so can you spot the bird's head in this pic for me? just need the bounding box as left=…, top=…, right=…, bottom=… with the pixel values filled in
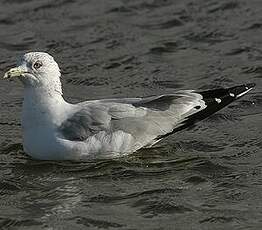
left=4, top=52, right=62, bottom=94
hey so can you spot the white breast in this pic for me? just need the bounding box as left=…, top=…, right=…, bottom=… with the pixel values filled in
left=21, top=88, right=75, bottom=159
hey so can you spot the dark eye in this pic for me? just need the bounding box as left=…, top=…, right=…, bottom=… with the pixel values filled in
left=33, top=61, right=43, bottom=69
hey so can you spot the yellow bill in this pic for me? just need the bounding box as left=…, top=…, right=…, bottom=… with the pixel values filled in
left=3, top=67, right=25, bottom=79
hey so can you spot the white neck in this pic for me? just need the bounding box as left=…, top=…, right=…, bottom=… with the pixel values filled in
left=21, top=86, right=74, bottom=160
left=21, top=87, right=70, bottom=130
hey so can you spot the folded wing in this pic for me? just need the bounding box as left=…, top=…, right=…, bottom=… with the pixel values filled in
left=57, top=83, right=255, bottom=149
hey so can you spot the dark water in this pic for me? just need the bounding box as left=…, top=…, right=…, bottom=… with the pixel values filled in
left=0, top=0, right=261, bottom=229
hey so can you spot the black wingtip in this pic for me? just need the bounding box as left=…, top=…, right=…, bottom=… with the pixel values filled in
left=227, top=83, right=255, bottom=99
left=155, top=83, right=255, bottom=140
left=189, top=83, right=256, bottom=123
left=198, top=83, right=255, bottom=100
left=196, top=83, right=255, bottom=116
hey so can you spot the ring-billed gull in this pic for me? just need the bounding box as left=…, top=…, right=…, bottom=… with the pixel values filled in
left=3, top=52, right=255, bottom=160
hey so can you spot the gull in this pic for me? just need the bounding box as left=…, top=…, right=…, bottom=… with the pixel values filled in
left=3, top=52, right=255, bottom=160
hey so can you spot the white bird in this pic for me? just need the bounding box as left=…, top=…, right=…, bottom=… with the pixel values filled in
left=3, top=52, right=255, bottom=160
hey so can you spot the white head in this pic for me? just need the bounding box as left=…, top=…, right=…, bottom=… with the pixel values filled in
left=4, top=52, right=62, bottom=94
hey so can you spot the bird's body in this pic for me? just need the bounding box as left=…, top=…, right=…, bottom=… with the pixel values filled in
left=20, top=84, right=205, bottom=160
left=4, top=52, right=255, bottom=160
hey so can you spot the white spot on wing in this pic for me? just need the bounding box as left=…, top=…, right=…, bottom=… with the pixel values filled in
left=215, top=98, right=221, bottom=103
left=229, top=93, right=235, bottom=97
